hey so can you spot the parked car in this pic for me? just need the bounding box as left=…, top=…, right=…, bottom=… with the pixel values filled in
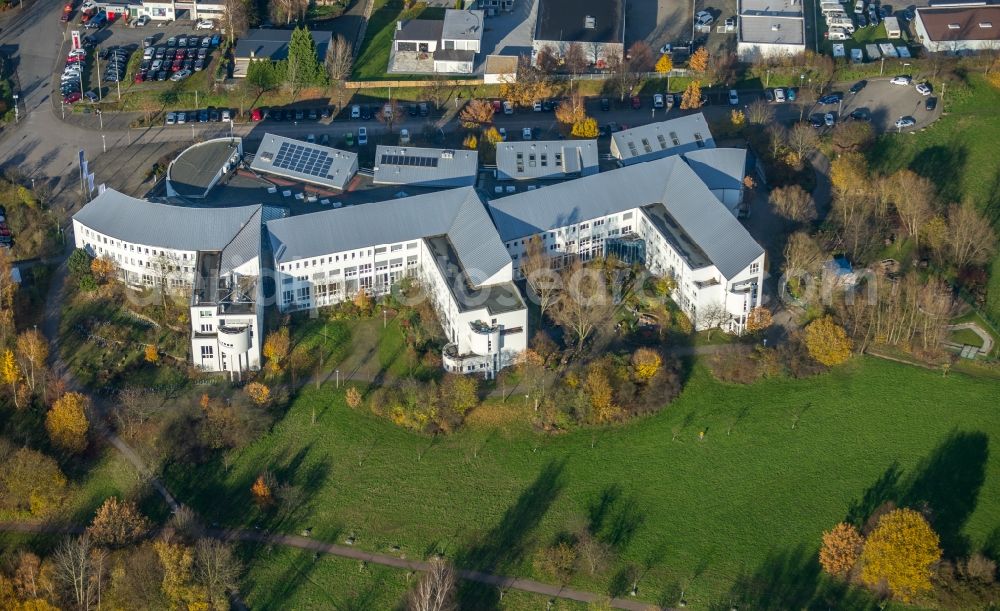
left=728, top=89, right=739, bottom=105
left=600, top=97, right=610, bottom=111
left=350, top=104, right=360, bottom=119
left=542, top=99, right=554, bottom=112
left=167, top=36, right=177, bottom=47
left=308, top=107, right=318, bottom=120
left=208, top=108, right=220, bottom=122
left=809, top=114, right=824, bottom=128
left=694, top=10, right=714, bottom=27
left=198, top=109, right=209, bottom=123
left=894, top=116, right=915, bottom=128
left=850, top=107, right=870, bottom=121
left=194, top=59, right=205, bottom=71
left=408, top=103, right=418, bottom=117
left=532, top=100, right=543, bottom=112
left=345, top=131, right=354, bottom=147
left=170, top=69, right=192, bottom=81
left=915, top=82, right=932, bottom=96
left=143, top=35, right=155, bottom=48
left=176, top=111, right=186, bottom=124
left=925, top=97, right=937, bottom=111
left=818, top=93, right=842, bottom=104
left=136, top=15, right=150, bottom=26
left=321, top=106, right=332, bottom=119
left=419, top=102, right=429, bottom=116
left=166, top=111, right=177, bottom=125
left=787, top=88, right=796, bottom=102
left=653, top=93, right=665, bottom=108
left=357, top=126, right=368, bottom=145
left=63, top=92, right=82, bottom=104
left=522, top=127, right=532, bottom=140
left=360, top=105, right=372, bottom=120
left=824, top=112, right=836, bottom=127
left=498, top=127, right=506, bottom=141
left=502, top=100, right=513, bottom=114
left=201, top=36, right=211, bottom=48
left=764, top=89, right=775, bottom=102
left=196, top=19, right=214, bottom=30
left=250, top=108, right=262, bottom=121
left=849, top=80, right=867, bottom=94
left=399, top=128, right=410, bottom=144
left=890, top=75, right=911, bottom=85
left=178, top=36, right=188, bottom=47
left=211, top=34, right=221, bottom=46
left=320, top=133, right=330, bottom=145
left=306, top=133, right=315, bottom=143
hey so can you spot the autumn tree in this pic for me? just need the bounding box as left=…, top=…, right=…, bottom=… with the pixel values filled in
left=194, top=539, right=242, bottom=610
left=2, top=349, right=22, bottom=409
left=251, top=472, right=274, bottom=505
left=16, top=329, right=48, bottom=393
left=730, top=108, right=745, bottom=127
left=483, top=126, right=503, bottom=146
left=830, top=152, right=869, bottom=198
left=221, top=0, right=249, bottom=46
left=832, top=120, right=874, bottom=152
left=144, top=344, right=159, bottom=364
left=535, top=44, right=559, bottom=72
left=407, top=559, right=455, bottom=611
left=820, top=522, right=864, bottom=577
left=325, top=34, right=353, bottom=81
left=46, top=392, right=90, bottom=454
left=550, top=258, right=616, bottom=349
left=786, top=122, right=820, bottom=165
left=680, top=81, right=703, bottom=110
left=563, top=42, right=587, bottom=75
left=439, top=374, right=478, bottom=416
left=771, top=185, right=817, bottom=223
left=90, top=256, right=116, bottom=282
left=87, top=497, right=150, bottom=547
left=52, top=536, right=96, bottom=610
left=0, top=447, right=67, bottom=516
left=114, top=386, right=154, bottom=440
left=585, top=365, right=620, bottom=423
left=688, top=47, right=709, bottom=72
left=946, top=202, right=997, bottom=269
left=571, top=117, right=599, bottom=138
left=458, top=99, right=495, bottom=128
left=462, top=133, right=478, bottom=150
left=533, top=541, right=578, bottom=582
left=631, top=348, right=662, bottom=381
left=745, top=306, right=773, bottom=334
left=626, top=41, right=655, bottom=72
left=519, top=235, right=559, bottom=318
left=345, top=386, right=362, bottom=408
left=244, top=382, right=271, bottom=406
left=154, top=539, right=207, bottom=609
left=860, top=508, right=941, bottom=602
left=555, top=93, right=586, bottom=125
left=746, top=99, right=774, bottom=125
left=804, top=316, right=852, bottom=366
left=499, top=57, right=553, bottom=107
left=654, top=53, right=673, bottom=75
left=262, top=327, right=290, bottom=375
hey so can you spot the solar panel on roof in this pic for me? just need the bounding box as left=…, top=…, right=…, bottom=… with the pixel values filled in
left=379, top=154, right=438, bottom=168
left=271, top=141, right=338, bottom=179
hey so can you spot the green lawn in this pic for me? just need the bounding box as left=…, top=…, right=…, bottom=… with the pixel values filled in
left=166, top=358, right=1000, bottom=608
left=352, top=0, right=447, bottom=80
left=868, top=75, right=1000, bottom=324
left=950, top=328, right=985, bottom=348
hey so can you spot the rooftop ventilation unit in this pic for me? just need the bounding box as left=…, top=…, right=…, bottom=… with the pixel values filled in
left=771, top=23, right=781, bottom=30
left=441, top=150, right=454, bottom=159
left=948, top=23, right=960, bottom=29
left=584, top=15, right=596, bottom=28
left=980, top=21, right=993, bottom=27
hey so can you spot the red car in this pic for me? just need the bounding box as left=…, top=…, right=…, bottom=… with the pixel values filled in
left=250, top=108, right=263, bottom=121
left=64, top=92, right=82, bottom=104
left=631, top=95, right=641, bottom=109
left=134, top=71, right=146, bottom=83
left=490, top=100, right=502, bottom=112
left=172, top=59, right=183, bottom=71
left=66, top=55, right=83, bottom=63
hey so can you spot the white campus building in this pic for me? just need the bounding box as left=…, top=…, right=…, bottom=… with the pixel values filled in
left=488, top=155, right=765, bottom=333
left=266, top=187, right=527, bottom=378
left=72, top=190, right=265, bottom=378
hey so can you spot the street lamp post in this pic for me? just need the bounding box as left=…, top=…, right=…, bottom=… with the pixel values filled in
left=766, top=69, right=770, bottom=87
left=12, top=94, right=18, bottom=123
left=97, top=109, right=103, bottom=130
left=102, top=133, right=106, bottom=153
left=336, top=369, right=340, bottom=388
left=880, top=57, right=885, bottom=76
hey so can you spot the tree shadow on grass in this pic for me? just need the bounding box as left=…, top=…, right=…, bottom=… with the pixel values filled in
left=901, top=430, right=989, bottom=557
left=845, top=430, right=989, bottom=557
left=708, top=545, right=882, bottom=610
left=453, top=459, right=566, bottom=609
left=909, top=144, right=968, bottom=205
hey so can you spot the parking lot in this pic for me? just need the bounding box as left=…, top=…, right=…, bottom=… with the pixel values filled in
left=810, top=77, right=941, bottom=133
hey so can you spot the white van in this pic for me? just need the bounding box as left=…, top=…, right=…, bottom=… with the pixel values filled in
left=827, top=27, right=850, bottom=40
left=828, top=16, right=855, bottom=30
left=854, top=0, right=865, bottom=14
left=820, top=2, right=843, bottom=13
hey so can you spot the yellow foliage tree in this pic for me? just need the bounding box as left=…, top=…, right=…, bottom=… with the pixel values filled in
left=2, top=349, right=21, bottom=409
left=463, top=133, right=478, bottom=150
left=154, top=540, right=208, bottom=609
left=144, top=344, right=159, bottom=364
left=16, top=329, right=48, bottom=393
left=860, top=508, right=941, bottom=602
left=45, top=392, right=90, bottom=454
left=251, top=474, right=272, bottom=504
left=820, top=522, right=864, bottom=577
left=745, top=307, right=773, bottom=334
left=804, top=315, right=853, bottom=366
left=571, top=117, right=599, bottom=138
left=585, top=367, right=620, bottom=423
left=87, top=496, right=150, bottom=547
left=353, top=289, right=372, bottom=312
left=631, top=348, right=662, bottom=381
left=483, top=126, right=503, bottom=146
left=987, top=71, right=1000, bottom=90
left=688, top=47, right=709, bottom=72
left=829, top=152, right=869, bottom=197
left=90, top=257, right=117, bottom=282
left=244, top=382, right=271, bottom=406
left=730, top=108, right=746, bottom=127
left=680, top=81, right=703, bottom=110
left=654, top=53, right=673, bottom=75
left=345, top=386, right=362, bottom=408
left=262, top=327, right=290, bottom=375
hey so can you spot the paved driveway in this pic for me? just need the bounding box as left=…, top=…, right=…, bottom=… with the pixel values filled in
left=628, top=0, right=693, bottom=50
left=478, top=0, right=537, bottom=67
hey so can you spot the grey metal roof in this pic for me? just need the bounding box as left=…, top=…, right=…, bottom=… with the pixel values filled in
left=682, top=148, right=747, bottom=193
left=266, top=186, right=511, bottom=283
left=496, top=140, right=599, bottom=180
left=395, top=19, right=444, bottom=41
left=220, top=206, right=263, bottom=273
left=487, top=156, right=763, bottom=278
left=73, top=189, right=262, bottom=253
left=611, top=114, right=716, bottom=166
left=433, top=49, right=476, bottom=62
left=740, top=0, right=803, bottom=17
left=233, top=28, right=332, bottom=60
left=373, top=145, right=478, bottom=188
left=534, top=0, right=625, bottom=43
left=441, top=9, right=484, bottom=41
left=249, top=133, right=358, bottom=190
left=167, top=139, right=240, bottom=198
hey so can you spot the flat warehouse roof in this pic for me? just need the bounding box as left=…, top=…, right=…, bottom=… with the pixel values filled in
left=739, top=15, right=805, bottom=44
left=250, top=133, right=358, bottom=190
left=168, top=139, right=240, bottom=197
left=496, top=140, right=599, bottom=180
left=534, top=0, right=624, bottom=43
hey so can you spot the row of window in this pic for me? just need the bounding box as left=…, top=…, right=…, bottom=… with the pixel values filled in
left=279, top=242, right=417, bottom=272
